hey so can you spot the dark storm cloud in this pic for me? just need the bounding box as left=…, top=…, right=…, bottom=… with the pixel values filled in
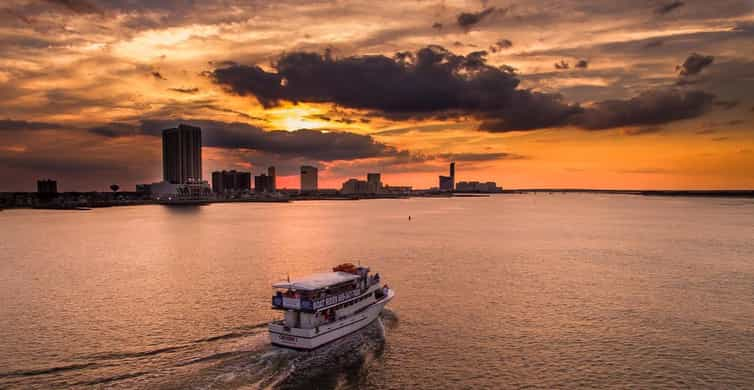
left=306, top=113, right=361, bottom=124
left=622, top=126, right=663, bottom=136
left=151, top=71, right=167, bottom=80
left=573, top=89, right=715, bottom=130
left=489, top=39, right=512, bottom=53
left=477, top=90, right=582, bottom=132
left=42, top=0, right=102, bottom=14
left=677, top=53, right=714, bottom=76
left=725, top=119, right=744, bottom=126
left=212, top=45, right=564, bottom=130
left=554, top=60, right=569, bottom=70
left=90, top=119, right=401, bottom=161
left=0, top=119, right=63, bottom=131
left=713, top=100, right=739, bottom=110
left=456, top=7, right=496, bottom=30
left=213, top=46, right=521, bottom=114
left=169, top=87, right=199, bottom=94
left=89, top=122, right=139, bottom=137
left=1, top=8, right=32, bottom=25
left=655, top=1, right=684, bottom=15
left=131, top=99, right=268, bottom=122
left=437, top=152, right=526, bottom=162
left=374, top=123, right=466, bottom=136
left=478, top=89, right=715, bottom=132
left=212, top=46, right=716, bottom=133
left=575, top=59, right=589, bottom=69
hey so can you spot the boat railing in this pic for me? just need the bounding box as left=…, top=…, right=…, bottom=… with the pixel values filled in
left=272, top=283, right=376, bottom=311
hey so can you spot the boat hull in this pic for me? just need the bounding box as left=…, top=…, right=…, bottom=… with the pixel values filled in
left=270, top=289, right=394, bottom=350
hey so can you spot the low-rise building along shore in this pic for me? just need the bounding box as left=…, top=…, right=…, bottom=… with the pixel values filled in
left=5, top=187, right=754, bottom=210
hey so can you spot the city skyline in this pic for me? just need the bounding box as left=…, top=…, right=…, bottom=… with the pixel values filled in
left=0, top=1, right=753, bottom=191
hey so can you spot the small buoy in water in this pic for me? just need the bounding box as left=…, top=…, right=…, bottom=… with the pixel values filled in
left=408, top=215, right=411, bottom=220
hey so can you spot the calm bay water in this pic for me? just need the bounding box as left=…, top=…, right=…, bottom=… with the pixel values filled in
left=1, top=194, right=753, bottom=389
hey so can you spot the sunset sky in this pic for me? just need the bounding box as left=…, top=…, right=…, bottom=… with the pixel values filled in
left=1, top=0, right=752, bottom=191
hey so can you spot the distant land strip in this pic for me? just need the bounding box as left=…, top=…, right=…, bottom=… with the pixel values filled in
left=506, top=189, right=754, bottom=198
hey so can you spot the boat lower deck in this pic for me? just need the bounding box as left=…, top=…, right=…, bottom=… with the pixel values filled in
left=270, top=289, right=394, bottom=350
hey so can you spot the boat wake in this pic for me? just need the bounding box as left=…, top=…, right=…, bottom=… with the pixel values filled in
left=160, top=314, right=393, bottom=390
left=1, top=312, right=397, bottom=390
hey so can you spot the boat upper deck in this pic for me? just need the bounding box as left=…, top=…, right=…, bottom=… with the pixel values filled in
left=271, top=264, right=381, bottom=312
left=272, top=272, right=360, bottom=292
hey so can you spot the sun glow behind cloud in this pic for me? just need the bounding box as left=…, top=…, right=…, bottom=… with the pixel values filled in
left=0, top=0, right=752, bottom=191
left=269, top=105, right=330, bottom=131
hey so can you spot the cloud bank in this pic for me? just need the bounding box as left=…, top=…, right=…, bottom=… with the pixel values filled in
left=91, top=119, right=403, bottom=161
left=212, top=46, right=716, bottom=132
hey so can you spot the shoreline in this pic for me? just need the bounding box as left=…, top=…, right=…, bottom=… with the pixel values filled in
left=2, top=190, right=753, bottom=211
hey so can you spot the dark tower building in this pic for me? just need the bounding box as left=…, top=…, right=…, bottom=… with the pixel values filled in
left=162, top=124, right=202, bottom=184
left=37, top=179, right=57, bottom=194
left=439, top=176, right=453, bottom=191
left=267, top=166, right=276, bottom=192
left=367, top=173, right=382, bottom=194
left=450, top=161, right=455, bottom=190
left=300, top=166, right=318, bottom=193
left=254, top=174, right=267, bottom=193
left=254, top=173, right=275, bottom=193
left=439, top=161, right=456, bottom=191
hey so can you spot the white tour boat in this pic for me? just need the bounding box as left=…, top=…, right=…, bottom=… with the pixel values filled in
left=269, top=263, right=394, bottom=350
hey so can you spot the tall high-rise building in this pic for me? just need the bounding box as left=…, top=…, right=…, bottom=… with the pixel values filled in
left=366, top=173, right=382, bottom=194
left=300, top=166, right=318, bottom=193
left=162, top=124, right=202, bottom=184
left=267, top=166, right=276, bottom=192
left=450, top=161, right=455, bottom=189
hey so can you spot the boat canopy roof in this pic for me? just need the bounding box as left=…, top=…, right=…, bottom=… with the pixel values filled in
left=272, top=272, right=360, bottom=291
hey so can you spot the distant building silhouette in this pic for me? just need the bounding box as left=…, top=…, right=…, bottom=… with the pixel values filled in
left=300, top=166, right=318, bottom=193
left=254, top=167, right=277, bottom=193
left=37, top=179, right=57, bottom=194
left=212, top=170, right=251, bottom=194
left=366, top=173, right=382, bottom=194
left=267, top=166, right=276, bottom=192
left=456, top=181, right=501, bottom=193
left=150, top=180, right=211, bottom=200
left=383, top=185, right=412, bottom=195
left=162, top=124, right=202, bottom=184
left=439, top=161, right=455, bottom=191
left=450, top=161, right=455, bottom=188
left=254, top=174, right=270, bottom=192
left=341, top=178, right=368, bottom=195
left=439, top=176, right=453, bottom=191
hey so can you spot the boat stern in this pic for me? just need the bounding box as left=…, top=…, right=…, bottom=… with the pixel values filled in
left=268, top=322, right=314, bottom=350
